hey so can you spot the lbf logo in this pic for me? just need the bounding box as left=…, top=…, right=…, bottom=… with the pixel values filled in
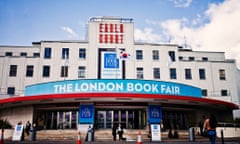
left=104, top=53, right=119, bottom=68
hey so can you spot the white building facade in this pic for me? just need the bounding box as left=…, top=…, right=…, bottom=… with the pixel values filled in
left=0, top=17, right=239, bottom=131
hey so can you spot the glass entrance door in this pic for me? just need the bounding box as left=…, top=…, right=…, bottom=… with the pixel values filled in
left=96, top=109, right=146, bottom=129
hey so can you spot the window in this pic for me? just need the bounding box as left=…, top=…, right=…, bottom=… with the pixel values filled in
left=199, top=69, right=206, bottom=80
left=9, top=65, right=17, bottom=77
left=43, top=65, right=50, bottom=77
left=26, top=65, right=34, bottom=77
left=153, top=68, right=160, bottom=79
left=62, top=48, right=69, bottom=59
left=5, top=52, right=12, bottom=56
left=170, top=68, right=177, bottom=79
left=136, top=67, right=143, bottom=79
left=202, top=57, right=208, bottom=61
left=61, top=66, right=68, bottom=77
left=152, top=50, right=159, bottom=60
left=7, top=87, right=15, bottom=95
left=179, top=56, right=183, bottom=60
left=168, top=51, right=175, bottom=62
left=136, top=50, right=143, bottom=60
left=33, top=53, right=40, bottom=57
left=79, top=48, right=86, bottom=59
left=78, top=66, right=86, bottom=78
left=20, top=52, right=27, bottom=57
left=189, top=56, right=194, bottom=61
left=185, top=68, right=192, bottom=80
left=219, top=69, right=226, bottom=80
left=221, top=89, right=228, bottom=96
left=44, top=47, right=52, bottom=59
left=202, top=89, right=207, bottom=97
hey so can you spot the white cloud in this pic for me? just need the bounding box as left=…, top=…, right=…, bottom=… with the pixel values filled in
left=169, top=0, right=193, bottom=8
left=136, top=0, right=240, bottom=68
left=60, top=26, right=78, bottom=38
left=135, top=28, right=163, bottom=43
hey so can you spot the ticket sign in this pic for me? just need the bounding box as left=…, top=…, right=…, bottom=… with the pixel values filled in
left=150, top=124, right=161, bottom=142
left=12, top=124, right=23, bottom=141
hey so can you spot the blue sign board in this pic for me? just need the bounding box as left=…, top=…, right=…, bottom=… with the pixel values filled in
left=24, top=79, right=202, bottom=98
left=104, top=53, right=119, bottom=68
left=79, top=104, right=94, bottom=124
left=148, top=105, right=162, bottom=124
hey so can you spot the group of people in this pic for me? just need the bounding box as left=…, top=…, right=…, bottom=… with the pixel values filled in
left=17, top=121, right=37, bottom=141
left=199, top=114, right=218, bottom=144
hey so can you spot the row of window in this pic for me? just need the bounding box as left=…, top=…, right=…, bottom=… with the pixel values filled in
left=9, top=64, right=226, bottom=81
left=137, top=67, right=226, bottom=80
left=3, top=48, right=210, bottom=63
left=3, top=52, right=40, bottom=57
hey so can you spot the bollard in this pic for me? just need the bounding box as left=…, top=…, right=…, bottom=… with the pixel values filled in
left=137, top=131, right=142, bottom=144
left=188, top=127, right=195, bottom=141
left=77, top=131, right=81, bottom=144
left=221, top=129, right=224, bottom=144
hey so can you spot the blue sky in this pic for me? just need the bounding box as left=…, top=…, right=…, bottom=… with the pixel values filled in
left=1, top=0, right=240, bottom=68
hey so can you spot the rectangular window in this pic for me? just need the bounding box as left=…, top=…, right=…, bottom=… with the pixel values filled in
left=26, top=65, right=34, bottom=77
left=185, top=68, right=192, bottom=80
left=136, top=67, right=143, bottom=79
left=44, top=47, right=52, bottom=59
left=7, top=87, right=15, bottom=95
left=221, top=89, right=228, bottom=96
left=202, top=89, right=207, bottom=97
left=168, top=51, right=175, bottom=62
left=199, top=68, right=206, bottom=80
left=5, top=52, right=12, bottom=56
left=9, top=65, right=17, bottom=77
left=153, top=68, right=160, bottom=79
left=20, top=52, right=27, bottom=57
left=62, top=48, right=69, bottom=59
left=219, top=69, right=226, bottom=80
left=61, top=66, right=68, bottom=77
left=170, top=68, right=177, bottom=79
left=43, top=65, right=50, bottom=77
left=136, top=50, right=143, bottom=60
left=202, top=57, right=208, bottom=61
left=78, top=66, right=86, bottom=78
left=189, top=56, right=195, bottom=61
left=33, top=53, right=40, bottom=57
left=152, top=50, right=159, bottom=60
left=79, top=48, right=86, bottom=59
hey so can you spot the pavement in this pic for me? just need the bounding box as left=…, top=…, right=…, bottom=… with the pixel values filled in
left=3, top=138, right=240, bottom=144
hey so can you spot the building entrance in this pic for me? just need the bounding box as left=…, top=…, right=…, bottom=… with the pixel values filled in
left=96, top=109, right=146, bottom=129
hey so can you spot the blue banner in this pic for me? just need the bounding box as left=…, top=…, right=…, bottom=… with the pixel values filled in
left=24, top=79, right=202, bottom=98
left=79, top=104, right=94, bottom=124
left=148, top=105, right=162, bottom=124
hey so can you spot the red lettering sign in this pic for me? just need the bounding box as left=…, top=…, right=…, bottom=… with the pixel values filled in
left=99, top=23, right=124, bottom=44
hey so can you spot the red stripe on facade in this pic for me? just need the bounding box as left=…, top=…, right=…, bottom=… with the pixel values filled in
left=0, top=93, right=239, bottom=109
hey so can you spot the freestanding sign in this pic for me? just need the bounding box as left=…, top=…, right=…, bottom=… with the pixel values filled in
left=150, top=124, right=161, bottom=142
left=12, top=124, right=23, bottom=141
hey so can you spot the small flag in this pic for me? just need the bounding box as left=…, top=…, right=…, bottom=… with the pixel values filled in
left=115, top=47, right=131, bottom=60
left=120, top=51, right=131, bottom=60
left=167, top=55, right=173, bottom=67
left=64, top=52, right=69, bottom=66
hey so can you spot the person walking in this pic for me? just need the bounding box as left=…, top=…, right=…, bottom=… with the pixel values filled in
left=25, top=121, right=31, bottom=136
left=117, top=123, right=123, bottom=141
left=112, top=123, right=117, bottom=141
left=203, top=114, right=217, bottom=144
left=199, top=115, right=206, bottom=136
